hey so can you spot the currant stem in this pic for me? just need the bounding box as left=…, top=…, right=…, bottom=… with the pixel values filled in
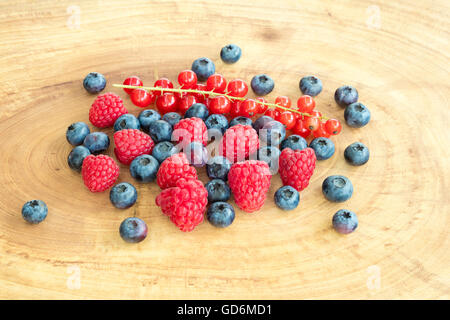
left=113, top=84, right=329, bottom=120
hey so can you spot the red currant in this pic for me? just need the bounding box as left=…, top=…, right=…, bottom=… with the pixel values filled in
left=123, top=76, right=143, bottom=95
left=255, top=97, right=268, bottom=114
left=230, top=100, right=242, bottom=118
left=275, top=96, right=291, bottom=108
left=264, top=108, right=280, bottom=119
left=277, top=111, right=296, bottom=130
left=227, top=79, right=248, bottom=97
left=177, top=95, right=197, bottom=115
left=177, top=70, right=197, bottom=89
left=208, top=96, right=231, bottom=114
left=206, top=74, right=227, bottom=94
left=154, top=78, right=174, bottom=96
left=297, top=95, right=315, bottom=113
left=304, top=116, right=320, bottom=131
left=130, top=89, right=155, bottom=108
left=325, top=118, right=342, bottom=135
left=313, top=122, right=331, bottom=138
left=292, top=119, right=311, bottom=138
left=192, top=84, right=208, bottom=103
left=156, top=93, right=178, bottom=114
left=240, top=99, right=259, bottom=117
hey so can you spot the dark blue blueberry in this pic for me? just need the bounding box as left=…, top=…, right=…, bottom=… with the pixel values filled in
left=83, top=72, right=106, bottom=94
left=332, top=209, right=358, bottom=234
left=113, top=114, right=140, bottom=132
left=184, top=103, right=209, bottom=121
left=251, top=74, right=274, bottom=96
left=344, top=142, right=370, bottom=166
left=152, top=141, right=177, bottom=164
left=206, top=156, right=232, bottom=181
left=344, top=102, right=371, bottom=128
left=253, top=115, right=273, bottom=132
left=184, top=141, right=208, bottom=167
left=22, top=200, right=48, bottom=224
left=66, top=122, right=90, bottom=146
left=274, top=186, right=300, bottom=210
left=220, top=44, right=242, bottom=64
left=138, top=109, right=161, bottom=133
left=299, top=75, right=323, bottom=97
left=68, top=145, right=91, bottom=172
left=119, top=217, right=148, bottom=243
left=334, top=85, right=358, bottom=107
left=205, top=179, right=231, bottom=203
left=148, top=120, right=172, bottom=143
left=109, top=182, right=137, bottom=209
left=322, top=175, right=353, bottom=203
left=191, top=57, right=215, bottom=81
left=259, top=120, right=286, bottom=146
left=280, top=135, right=308, bottom=151
left=83, top=132, right=110, bottom=154
left=207, top=202, right=235, bottom=228
left=229, top=116, right=252, bottom=127
left=257, top=146, right=281, bottom=174
left=162, top=112, right=182, bottom=128
left=205, top=114, right=229, bottom=141
left=130, top=155, right=159, bottom=183
left=309, top=137, right=335, bottom=160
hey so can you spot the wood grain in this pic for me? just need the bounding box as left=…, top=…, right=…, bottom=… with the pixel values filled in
left=0, top=0, right=448, bottom=299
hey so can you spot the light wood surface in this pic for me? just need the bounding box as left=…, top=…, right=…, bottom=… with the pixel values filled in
left=0, top=0, right=448, bottom=299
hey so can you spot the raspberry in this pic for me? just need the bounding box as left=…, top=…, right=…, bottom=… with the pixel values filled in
left=228, top=160, right=271, bottom=213
left=278, top=147, right=316, bottom=191
left=156, top=153, right=197, bottom=189
left=172, top=117, right=207, bottom=146
left=219, top=124, right=259, bottom=163
left=81, top=154, right=120, bottom=192
left=89, top=92, right=128, bottom=128
left=113, top=129, right=154, bottom=165
left=155, top=178, right=208, bottom=232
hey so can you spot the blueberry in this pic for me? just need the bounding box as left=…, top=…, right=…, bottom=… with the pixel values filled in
left=191, top=57, right=215, bottom=81
left=220, top=44, right=242, bottom=64
left=130, top=155, right=159, bottom=183
left=22, top=200, right=48, bottom=224
left=184, top=103, right=209, bottom=120
left=322, top=175, right=353, bottom=202
left=260, top=120, right=286, bottom=146
left=253, top=115, right=273, bottom=132
left=250, top=74, right=274, bottom=96
left=274, top=186, right=300, bottom=210
left=344, top=102, right=371, bottom=128
left=309, top=137, right=335, bottom=160
left=257, top=146, right=281, bottom=174
left=83, top=132, right=110, bottom=154
left=109, top=182, right=137, bottom=209
left=119, top=217, right=148, bottom=243
left=205, top=114, right=229, bottom=141
left=205, top=179, right=231, bottom=203
left=113, top=114, right=140, bottom=132
left=299, top=75, right=323, bottom=97
left=148, top=120, right=172, bottom=143
left=83, top=72, right=106, bottom=94
left=334, top=85, right=358, bottom=107
left=162, top=112, right=182, bottom=127
left=206, top=156, right=232, bottom=181
left=138, top=109, right=161, bottom=133
left=66, top=122, right=90, bottom=146
left=68, top=145, right=91, bottom=172
left=332, top=209, right=358, bottom=234
left=344, top=142, right=370, bottom=166
left=207, top=202, right=235, bottom=228
left=229, top=116, right=252, bottom=127
left=184, top=141, right=208, bottom=167
left=280, top=135, right=308, bottom=151
left=152, top=141, right=177, bottom=163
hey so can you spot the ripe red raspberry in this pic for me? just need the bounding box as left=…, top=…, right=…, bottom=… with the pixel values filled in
left=89, top=92, right=128, bottom=128
left=219, top=124, right=259, bottom=163
left=155, top=178, right=208, bottom=232
left=113, top=129, right=155, bottom=165
left=279, top=147, right=316, bottom=191
left=228, top=160, right=271, bottom=213
left=81, top=154, right=120, bottom=192
left=156, top=153, right=197, bottom=189
left=172, top=117, right=207, bottom=146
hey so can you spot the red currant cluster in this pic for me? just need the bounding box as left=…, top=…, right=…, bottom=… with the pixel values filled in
left=121, top=71, right=342, bottom=139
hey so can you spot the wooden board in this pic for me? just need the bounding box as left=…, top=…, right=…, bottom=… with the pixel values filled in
left=0, top=0, right=448, bottom=299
